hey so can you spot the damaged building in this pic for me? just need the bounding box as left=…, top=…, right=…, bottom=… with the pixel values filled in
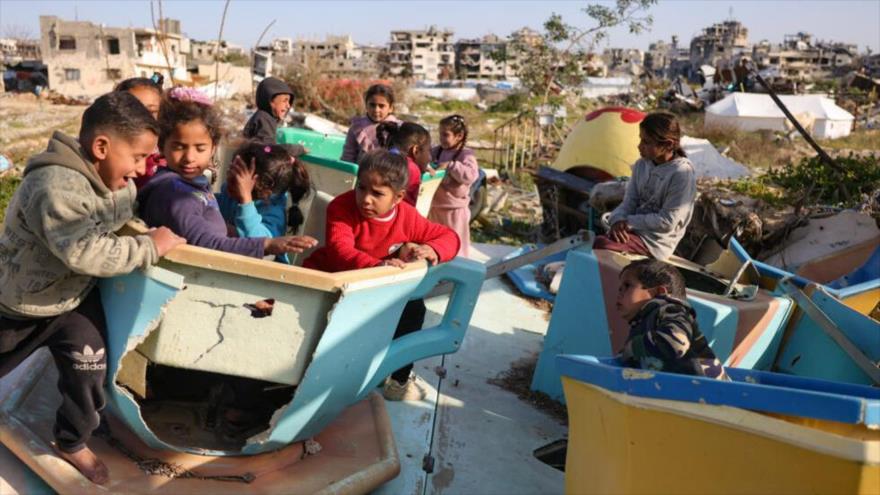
left=388, top=26, right=455, bottom=80
left=752, top=33, right=858, bottom=80
left=1, top=38, right=44, bottom=93
left=39, top=15, right=190, bottom=97
left=689, top=20, right=750, bottom=72
left=644, top=36, right=691, bottom=79
left=454, top=34, right=516, bottom=80
left=602, top=48, right=644, bottom=76
left=260, top=35, right=382, bottom=78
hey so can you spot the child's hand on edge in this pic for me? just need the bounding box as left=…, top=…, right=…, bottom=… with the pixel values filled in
left=426, top=165, right=437, bottom=177
left=609, top=220, right=631, bottom=243
left=264, top=235, right=318, bottom=255
left=227, top=155, right=258, bottom=205
left=397, top=242, right=419, bottom=262
left=403, top=243, right=439, bottom=265
left=148, top=227, right=186, bottom=256
left=380, top=258, right=407, bottom=269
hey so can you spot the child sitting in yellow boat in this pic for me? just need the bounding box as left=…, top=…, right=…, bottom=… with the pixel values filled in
left=616, top=259, right=727, bottom=380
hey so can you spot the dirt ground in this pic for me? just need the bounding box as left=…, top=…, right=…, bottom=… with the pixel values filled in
left=487, top=353, right=568, bottom=425
left=0, top=93, right=86, bottom=167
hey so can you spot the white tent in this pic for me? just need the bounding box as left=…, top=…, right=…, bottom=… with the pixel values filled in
left=681, top=136, right=751, bottom=179
left=705, top=93, right=854, bottom=139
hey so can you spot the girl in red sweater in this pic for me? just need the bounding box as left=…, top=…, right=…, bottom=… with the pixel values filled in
left=304, top=149, right=459, bottom=400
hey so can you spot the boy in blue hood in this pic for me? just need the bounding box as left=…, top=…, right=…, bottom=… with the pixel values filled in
left=243, top=77, right=294, bottom=144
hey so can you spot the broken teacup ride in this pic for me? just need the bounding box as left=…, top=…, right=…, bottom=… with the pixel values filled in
left=0, top=221, right=485, bottom=494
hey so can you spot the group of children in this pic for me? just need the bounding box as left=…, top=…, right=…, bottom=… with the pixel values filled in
left=0, top=75, right=723, bottom=485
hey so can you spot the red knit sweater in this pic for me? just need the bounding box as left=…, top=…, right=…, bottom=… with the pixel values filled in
left=303, top=190, right=460, bottom=272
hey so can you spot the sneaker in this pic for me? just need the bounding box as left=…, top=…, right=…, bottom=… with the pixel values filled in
left=382, top=375, right=426, bottom=401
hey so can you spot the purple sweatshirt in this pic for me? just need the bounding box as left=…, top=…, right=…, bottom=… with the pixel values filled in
left=137, top=168, right=265, bottom=258
left=341, top=114, right=402, bottom=163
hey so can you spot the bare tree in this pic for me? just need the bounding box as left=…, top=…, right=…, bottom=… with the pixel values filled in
left=493, top=0, right=656, bottom=106
left=214, top=0, right=232, bottom=100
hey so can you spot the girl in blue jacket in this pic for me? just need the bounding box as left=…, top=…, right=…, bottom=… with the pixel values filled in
left=217, top=142, right=312, bottom=263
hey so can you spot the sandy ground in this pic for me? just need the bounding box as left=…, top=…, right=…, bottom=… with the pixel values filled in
left=0, top=94, right=86, bottom=166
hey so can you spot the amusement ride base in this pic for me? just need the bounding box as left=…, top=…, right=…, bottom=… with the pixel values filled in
left=0, top=350, right=400, bottom=495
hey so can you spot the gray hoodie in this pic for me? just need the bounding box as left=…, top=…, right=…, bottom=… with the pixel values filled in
left=609, top=156, right=696, bottom=260
left=0, top=132, right=158, bottom=318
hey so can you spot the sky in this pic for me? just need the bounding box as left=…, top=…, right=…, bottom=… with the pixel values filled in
left=1, top=0, right=878, bottom=53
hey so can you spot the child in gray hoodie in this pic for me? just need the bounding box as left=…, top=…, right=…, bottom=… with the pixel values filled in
left=597, top=112, right=696, bottom=261
left=0, top=92, right=185, bottom=484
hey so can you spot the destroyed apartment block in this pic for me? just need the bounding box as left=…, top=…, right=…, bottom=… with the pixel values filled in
left=454, top=34, right=517, bottom=80
left=257, top=35, right=383, bottom=79
left=39, top=15, right=191, bottom=98
left=388, top=26, right=456, bottom=80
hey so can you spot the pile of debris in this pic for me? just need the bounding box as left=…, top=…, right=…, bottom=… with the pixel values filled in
left=679, top=182, right=807, bottom=260
left=473, top=173, right=543, bottom=244
left=46, top=91, right=90, bottom=106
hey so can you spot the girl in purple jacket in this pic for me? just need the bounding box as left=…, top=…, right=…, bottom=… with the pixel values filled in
left=138, top=88, right=316, bottom=258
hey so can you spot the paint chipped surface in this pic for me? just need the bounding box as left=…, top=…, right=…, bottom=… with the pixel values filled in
left=622, top=368, right=656, bottom=380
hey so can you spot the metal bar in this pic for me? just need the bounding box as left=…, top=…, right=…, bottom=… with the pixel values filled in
left=750, top=67, right=844, bottom=174
left=492, top=129, right=499, bottom=168
left=426, top=232, right=590, bottom=299
left=505, top=126, right=513, bottom=172
left=512, top=121, right=521, bottom=174
left=779, top=279, right=880, bottom=385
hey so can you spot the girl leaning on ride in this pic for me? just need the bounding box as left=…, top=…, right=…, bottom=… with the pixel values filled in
left=427, top=114, right=480, bottom=258
left=216, top=141, right=313, bottom=264
left=597, top=111, right=696, bottom=261
left=341, top=83, right=402, bottom=163
left=303, top=149, right=460, bottom=401
left=376, top=120, right=432, bottom=207
left=137, top=87, right=317, bottom=259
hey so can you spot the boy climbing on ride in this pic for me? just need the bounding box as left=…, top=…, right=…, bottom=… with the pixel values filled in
left=616, top=259, right=726, bottom=380
left=0, top=92, right=185, bottom=485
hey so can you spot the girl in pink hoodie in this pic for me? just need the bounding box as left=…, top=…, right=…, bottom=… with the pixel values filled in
left=428, top=115, right=480, bottom=258
left=341, top=84, right=402, bottom=163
